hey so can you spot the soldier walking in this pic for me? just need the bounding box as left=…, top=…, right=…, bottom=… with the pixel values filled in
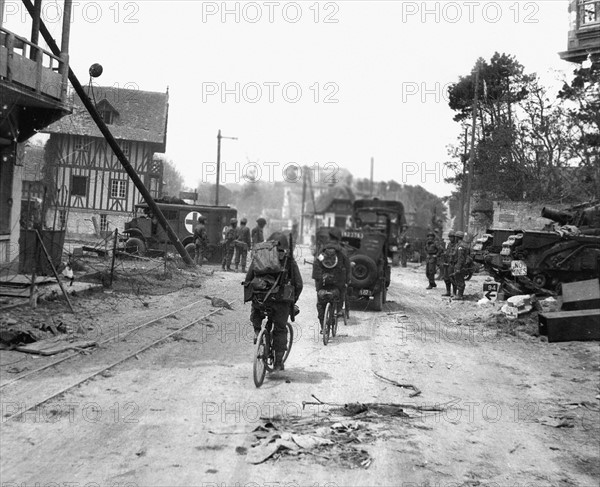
left=424, top=231, right=442, bottom=289
left=234, top=218, right=251, bottom=272
left=222, top=218, right=237, bottom=271
left=193, top=215, right=208, bottom=266
left=453, top=231, right=468, bottom=300
left=251, top=217, right=267, bottom=249
left=441, top=230, right=456, bottom=296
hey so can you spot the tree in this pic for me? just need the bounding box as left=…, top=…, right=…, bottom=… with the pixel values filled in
left=558, top=62, right=600, bottom=200
left=447, top=53, right=534, bottom=200
left=161, top=157, right=185, bottom=198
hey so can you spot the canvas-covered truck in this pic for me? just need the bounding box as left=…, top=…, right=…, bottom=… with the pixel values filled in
left=353, top=199, right=407, bottom=266
left=121, top=202, right=237, bottom=263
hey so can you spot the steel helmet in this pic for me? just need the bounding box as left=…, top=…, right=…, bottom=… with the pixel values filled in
left=268, top=232, right=289, bottom=250
left=240, top=217, right=248, bottom=224
left=230, top=218, right=238, bottom=224
left=427, top=231, right=435, bottom=237
left=256, top=217, right=267, bottom=226
left=197, top=215, right=206, bottom=223
left=455, top=230, right=465, bottom=238
left=448, top=230, right=456, bottom=238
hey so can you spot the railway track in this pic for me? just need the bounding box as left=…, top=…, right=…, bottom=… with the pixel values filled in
left=2, top=299, right=235, bottom=422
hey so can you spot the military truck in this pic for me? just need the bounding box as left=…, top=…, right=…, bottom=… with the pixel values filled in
left=121, top=202, right=237, bottom=263
left=353, top=199, right=407, bottom=266
left=333, top=199, right=404, bottom=310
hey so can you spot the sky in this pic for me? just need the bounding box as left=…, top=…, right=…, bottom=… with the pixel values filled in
left=3, top=0, right=576, bottom=197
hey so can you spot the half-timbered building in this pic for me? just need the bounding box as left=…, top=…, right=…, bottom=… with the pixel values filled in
left=43, top=86, right=169, bottom=237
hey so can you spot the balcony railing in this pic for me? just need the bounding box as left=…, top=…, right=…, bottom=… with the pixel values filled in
left=0, top=26, right=69, bottom=103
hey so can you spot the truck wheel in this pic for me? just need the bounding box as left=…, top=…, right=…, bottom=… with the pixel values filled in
left=350, top=255, right=378, bottom=288
left=184, top=243, right=196, bottom=261
left=125, top=237, right=146, bottom=255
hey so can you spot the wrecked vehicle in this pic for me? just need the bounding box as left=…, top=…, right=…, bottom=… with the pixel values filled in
left=473, top=201, right=600, bottom=295
left=122, top=202, right=237, bottom=263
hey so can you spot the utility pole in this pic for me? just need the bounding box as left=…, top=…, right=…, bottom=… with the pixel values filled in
left=215, top=129, right=237, bottom=206
left=457, top=126, right=469, bottom=231
left=370, top=157, right=374, bottom=196
left=300, top=166, right=307, bottom=240
left=463, top=66, right=480, bottom=234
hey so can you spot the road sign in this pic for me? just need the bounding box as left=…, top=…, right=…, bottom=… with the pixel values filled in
left=185, top=211, right=202, bottom=234
left=483, top=282, right=500, bottom=301
left=510, top=260, right=527, bottom=276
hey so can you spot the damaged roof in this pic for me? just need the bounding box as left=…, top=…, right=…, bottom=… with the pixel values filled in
left=44, top=86, right=169, bottom=150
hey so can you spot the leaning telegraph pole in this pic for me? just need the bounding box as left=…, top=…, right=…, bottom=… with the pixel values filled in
left=22, top=0, right=194, bottom=265
left=463, top=67, right=480, bottom=234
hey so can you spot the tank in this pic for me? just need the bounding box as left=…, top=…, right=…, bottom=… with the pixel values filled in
left=473, top=201, right=600, bottom=295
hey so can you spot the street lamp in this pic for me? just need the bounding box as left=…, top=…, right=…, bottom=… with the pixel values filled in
left=215, top=129, right=238, bottom=206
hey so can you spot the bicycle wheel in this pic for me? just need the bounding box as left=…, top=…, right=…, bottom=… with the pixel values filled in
left=323, top=302, right=332, bottom=346
left=253, top=329, right=268, bottom=388
left=332, top=303, right=339, bottom=337
left=344, top=296, right=350, bottom=323
left=283, top=322, right=294, bottom=364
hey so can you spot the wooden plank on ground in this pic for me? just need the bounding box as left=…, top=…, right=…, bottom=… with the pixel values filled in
left=538, top=309, right=600, bottom=342
left=0, top=275, right=56, bottom=287
left=562, top=279, right=600, bottom=311
left=16, top=337, right=97, bottom=356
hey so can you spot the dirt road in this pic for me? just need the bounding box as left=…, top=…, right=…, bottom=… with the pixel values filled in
left=1, top=253, right=598, bottom=486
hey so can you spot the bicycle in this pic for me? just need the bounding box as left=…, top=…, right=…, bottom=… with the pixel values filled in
left=253, top=306, right=294, bottom=388
left=320, top=288, right=348, bottom=346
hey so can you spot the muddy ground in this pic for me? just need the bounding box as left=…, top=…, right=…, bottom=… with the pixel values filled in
left=1, top=249, right=598, bottom=487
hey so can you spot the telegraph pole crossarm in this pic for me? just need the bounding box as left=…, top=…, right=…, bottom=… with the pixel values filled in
left=215, top=130, right=238, bottom=206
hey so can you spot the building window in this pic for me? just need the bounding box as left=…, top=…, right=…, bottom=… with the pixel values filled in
left=120, top=142, right=130, bottom=157
left=71, top=175, right=88, bottom=197
left=579, top=0, right=599, bottom=25
left=110, top=179, right=127, bottom=199
left=74, top=137, right=83, bottom=151
left=150, top=158, right=162, bottom=175
left=149, top=177, right=159, bottom=198
left=100, top=214, right=108, bottom=232
left=99, top=109, right=114, bottom=124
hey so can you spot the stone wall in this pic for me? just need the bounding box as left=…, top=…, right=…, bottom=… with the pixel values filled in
left=492, top=201, right=548, bottom=231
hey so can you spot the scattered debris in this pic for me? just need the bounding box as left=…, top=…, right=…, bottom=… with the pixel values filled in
left=205, top=296, right=233, bottom=310
left=0, top=329, right=38, bottom=346
left=15, top=337, right=97, bottom=356
left=536, top=415, right=575, bottom=428
left=536, top=297, right=560, bottom=313
left=372, top=371, right=422, bottom=397
left=501, top=294, right=534, bottom=318
left=242, top=416, right=374, bottom=469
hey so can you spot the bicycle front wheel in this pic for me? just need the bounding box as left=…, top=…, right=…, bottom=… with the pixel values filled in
left=253, top=329, right=268, bottom=388
left=323, top=303, right=332, bottom=346
left=283, top=322, right=294, bottom=364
